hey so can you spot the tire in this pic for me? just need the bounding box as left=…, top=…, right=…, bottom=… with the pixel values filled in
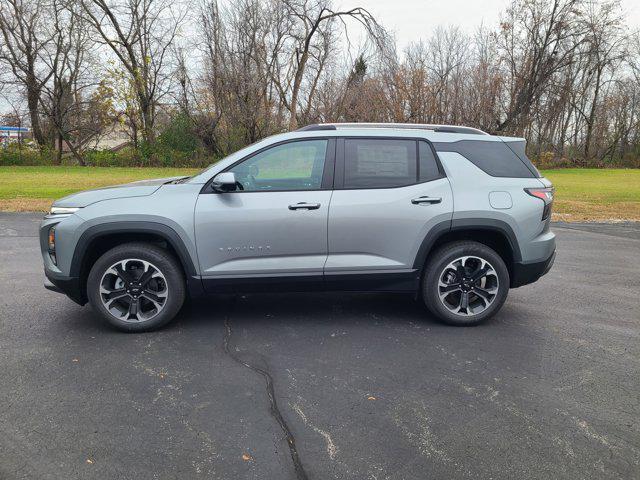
left=87, top=242, right=186, bottom=332
left=422, top=241, right=509, bottom=326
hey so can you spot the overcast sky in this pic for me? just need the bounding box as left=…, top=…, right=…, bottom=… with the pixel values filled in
left=340, top=0, right=640, bottom=49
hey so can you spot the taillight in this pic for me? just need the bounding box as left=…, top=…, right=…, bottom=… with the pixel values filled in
left=525, top=187, right=554, bottom=221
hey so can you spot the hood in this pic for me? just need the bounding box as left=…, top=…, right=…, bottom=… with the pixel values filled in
left=53, top=176, right=185, bottom=208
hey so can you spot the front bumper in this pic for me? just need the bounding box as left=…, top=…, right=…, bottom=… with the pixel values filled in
left=511, top=249, right=556, bottom=288
left=40, top=212, right=87, bottom=305
left=44, top=275, right=62, bottom=293
left=44, top=271, right=86, bottom=305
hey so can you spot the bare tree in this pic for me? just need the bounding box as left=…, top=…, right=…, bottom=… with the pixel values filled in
left=78, top=0, right=186, bottom=143
left=269, top=0, right=386, bottom=129
left=1, top=0, right=639, bottom=168
left=576, top=0, right=625, bottom=159
left=0, top=0, right=56, bottom=145
left=36, top=0, right=96, bottom=163
left=198, top=0, right=274, bottom=153
left=496, top=0, right=588, bottom=134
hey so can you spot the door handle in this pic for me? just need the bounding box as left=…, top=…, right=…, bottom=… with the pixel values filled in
left=411, top=196, right=442, bottom=205
left=288, top=202, right=321, bottom=210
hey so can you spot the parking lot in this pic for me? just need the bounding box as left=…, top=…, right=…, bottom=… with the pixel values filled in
left=0, top=213, right=638, bottom=480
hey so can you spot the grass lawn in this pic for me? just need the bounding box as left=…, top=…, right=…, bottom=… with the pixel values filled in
left=0, top=166, right=200, bottom=212
left=541, top=169, right=640, bottom=221
left=1, top=166, right=638, bottom=221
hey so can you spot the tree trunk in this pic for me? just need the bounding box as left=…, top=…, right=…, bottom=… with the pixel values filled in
left=584, top=67, right=603, bottom=161
left=288, top=49, right=311, bottom=131
left=135, top=77, right=155, bottom=143
left=26, top=87, right=45, bottom=146
left=56, top=133, right=63, bottom=165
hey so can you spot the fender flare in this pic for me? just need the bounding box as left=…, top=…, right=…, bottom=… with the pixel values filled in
left=411, top=218, right=522, bottom=270
left=69, top=221, right=198, bottom=278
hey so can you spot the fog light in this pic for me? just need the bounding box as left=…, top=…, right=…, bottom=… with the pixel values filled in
left=48, top=226, right=56, bottom=251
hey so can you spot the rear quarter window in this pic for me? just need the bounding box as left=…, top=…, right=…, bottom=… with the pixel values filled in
left=419, top=141, right=443, bottom=182
left=433, top=140, right=536, bottom=178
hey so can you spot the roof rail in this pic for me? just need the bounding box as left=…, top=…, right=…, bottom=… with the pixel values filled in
left=297, top=123, right=489, bottom=135
left=296, top=124, right=337, bottom=131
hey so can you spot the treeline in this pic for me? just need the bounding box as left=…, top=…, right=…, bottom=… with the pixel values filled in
left=1, top=0, right=639, bottom=167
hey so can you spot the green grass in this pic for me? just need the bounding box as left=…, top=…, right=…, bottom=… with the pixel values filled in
left=0, top=166, right=200, bottom=211
left=540, top=169, right=640, bottom=221
left=541, top=169, right=640, bottom=203
left=1, top=166, right=638, bottom=221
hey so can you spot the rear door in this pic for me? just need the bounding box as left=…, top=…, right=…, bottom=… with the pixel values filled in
left=325, top=137, right=453, bottom=277
left=195, top=138, right=335, bottom=283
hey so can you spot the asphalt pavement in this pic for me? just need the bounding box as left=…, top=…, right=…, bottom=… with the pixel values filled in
left=0, top=213, right=638, bottom=480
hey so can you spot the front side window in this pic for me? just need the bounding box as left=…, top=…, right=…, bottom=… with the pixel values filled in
left=344, top=139, right=417, bottom=188
left=229, top=139, right=328, bottom=191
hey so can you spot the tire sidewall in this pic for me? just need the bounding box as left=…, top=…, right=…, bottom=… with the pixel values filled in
left=87, top=243, right=185, bottom=332
left=423, top=242, right=510, bottom=326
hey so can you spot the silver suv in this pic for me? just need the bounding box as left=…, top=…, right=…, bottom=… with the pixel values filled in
left=40, top=123, right=556, bottom=332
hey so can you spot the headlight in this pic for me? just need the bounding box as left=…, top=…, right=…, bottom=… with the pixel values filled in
left=49, top=206, right=80, bottom=215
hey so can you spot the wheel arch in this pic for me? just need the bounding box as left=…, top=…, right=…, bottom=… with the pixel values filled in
left=71, top=222, right=202, bottom=303
left=413, top=219, right=521, bottom=285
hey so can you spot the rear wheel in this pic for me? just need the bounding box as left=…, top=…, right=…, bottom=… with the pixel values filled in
left=87, top=243, right=185, bottom=332
left=423, top=241, right=509, bottom=326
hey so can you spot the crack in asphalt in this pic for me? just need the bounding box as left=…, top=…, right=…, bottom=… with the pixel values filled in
left=223, top=312, right=309, bottom=480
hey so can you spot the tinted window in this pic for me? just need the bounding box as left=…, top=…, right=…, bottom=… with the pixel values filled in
left=229, top=140, right=327, bottom=191
left=344, top=139, right=417, bottom=188
left=433, top=140, right=535, bottom=178
left=503, top=140, right=541, bottom=177
left=419, top=141, right=442, bottom=182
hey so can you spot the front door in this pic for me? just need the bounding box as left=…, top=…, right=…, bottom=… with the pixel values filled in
left=326, top=137, right=453, bottom=277
left=195, top=138, right=334, bottom=287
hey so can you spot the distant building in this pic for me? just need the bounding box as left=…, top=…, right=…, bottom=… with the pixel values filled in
left=0, top=126, right=30, bottom=146
left=91, top=122, right=131, bottom=151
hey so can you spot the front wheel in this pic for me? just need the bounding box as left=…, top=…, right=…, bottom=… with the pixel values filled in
left=422, top=241, right=510, bottom=326
left=87, top=242, right=186, bottom=332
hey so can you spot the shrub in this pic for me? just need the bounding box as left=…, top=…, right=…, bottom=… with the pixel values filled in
left=83, top=149, right=120, bottom=167
left=158, top=113, right=199, bottom=153
left=530, top=150, right=640, bottom=169
left=0, top=143, right=52, bottom=166
left=82, top=145, right=216, bottom=168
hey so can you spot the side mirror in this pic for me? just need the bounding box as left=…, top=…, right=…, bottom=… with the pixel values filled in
left=211, top=172, right=237, bottom=193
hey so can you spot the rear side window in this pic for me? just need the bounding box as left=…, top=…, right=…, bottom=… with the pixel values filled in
left=419, top=141, right=442, bottom=182
left=344, top=139, right=417, bottom=188
left=434, top=140, right=536, bottom=178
